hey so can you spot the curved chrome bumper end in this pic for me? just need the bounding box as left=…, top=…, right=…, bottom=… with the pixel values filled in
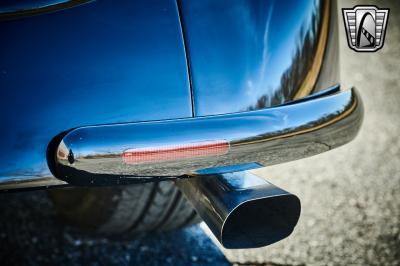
left=52, top=86, right=363, bottom=186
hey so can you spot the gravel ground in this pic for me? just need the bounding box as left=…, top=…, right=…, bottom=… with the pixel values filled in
left=0, top=191, right=230, bottom=265
left=0, top=0, right=399, bottom=265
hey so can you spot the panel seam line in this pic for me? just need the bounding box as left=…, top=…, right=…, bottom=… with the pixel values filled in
left=176, top=0, right=196, bottom=117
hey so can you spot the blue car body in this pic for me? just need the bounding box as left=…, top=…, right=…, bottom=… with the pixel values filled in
left=0, top=0, right=340, bottom=189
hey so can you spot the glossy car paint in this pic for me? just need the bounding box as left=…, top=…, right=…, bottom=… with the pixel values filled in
left=0, top=0, right=346, bottom=190
left=0, top=0, right=92, bottom=18
left=0, top=0, right=192, bottom=186
left=178, top=0, right=337, bottom=115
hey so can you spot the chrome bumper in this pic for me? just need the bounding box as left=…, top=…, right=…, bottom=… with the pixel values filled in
left=52, top=86, right=363, bottom=186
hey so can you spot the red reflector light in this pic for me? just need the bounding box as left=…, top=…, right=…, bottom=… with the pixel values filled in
left=122, top=140, right=230, bottom=165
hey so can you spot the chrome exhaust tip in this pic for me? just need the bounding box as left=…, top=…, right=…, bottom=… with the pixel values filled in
left=176, top=171, right=301, bottom=249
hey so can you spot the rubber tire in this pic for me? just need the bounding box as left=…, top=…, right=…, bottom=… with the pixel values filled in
left=48, top=181, right=201, bottom=235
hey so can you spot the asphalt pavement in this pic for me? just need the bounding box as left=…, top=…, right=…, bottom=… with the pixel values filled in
left=0, top=0, right=399, bottom=265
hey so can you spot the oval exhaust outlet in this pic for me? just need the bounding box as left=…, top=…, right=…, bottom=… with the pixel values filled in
left=176, top=171, right=301, bottom=249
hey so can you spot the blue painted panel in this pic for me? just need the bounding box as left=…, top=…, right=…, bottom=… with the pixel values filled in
left=0, top=0, right=191, bottom=180
left=179, top=0, right=324, bottom=115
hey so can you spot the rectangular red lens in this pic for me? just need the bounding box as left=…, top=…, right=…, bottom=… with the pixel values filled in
left=122, top=140, right=230, bottom=165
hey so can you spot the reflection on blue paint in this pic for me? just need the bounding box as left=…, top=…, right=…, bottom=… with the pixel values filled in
left=179, top=0, right=319, bottom=115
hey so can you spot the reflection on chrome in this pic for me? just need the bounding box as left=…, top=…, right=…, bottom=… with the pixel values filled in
left=176, top=171, right=301, bottom=249
left=53, top=86, right=363, bottom=186
left=0, top=176, right=67, bottom=192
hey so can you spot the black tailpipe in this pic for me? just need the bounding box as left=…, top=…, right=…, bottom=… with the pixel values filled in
left=176, top=171, right=301, bottom=249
